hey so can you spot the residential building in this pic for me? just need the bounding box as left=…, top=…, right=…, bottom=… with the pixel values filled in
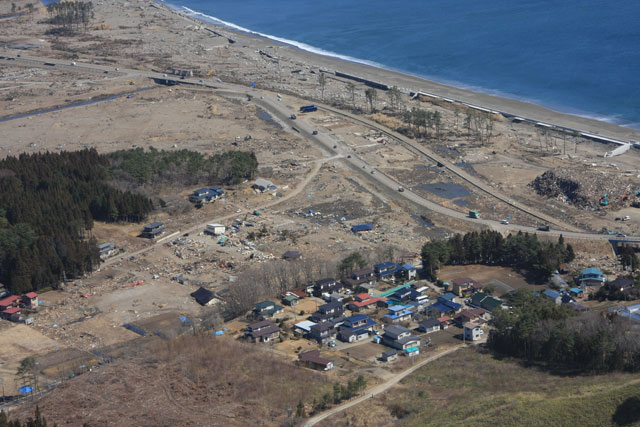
left=381, top=325, right=421, bottom=351
left=576, top=268, right=605, bottom=286
left=294, top=320, right=316, bottom=336
left=0, top=295, right=20, bottom=311
left=0, top=306, right=21, bottom=322
left=451, top=277, right=482, bottom=297
left=21, top=292, right=38, bottom=307
left=374, top=262, right=397, bottom=282
left=338, top=314, right=377, bottom=342
left=437, top=316, right=452, bottom=329
left=397, top=264, right=417, bottom=281
left=189, top=187, right=223, bottom=203
left=464, top=322, right=484, bottom=341
left=245, top=320, right=280, bottom=343
left=253, top=300, right=284, bottom=318
left=427, top=295, right=462, bottom=316
left=347, top=294, right=387, bottom=312
left=97, top=242, right=116, bottom=259
left=618, top=304, right=640, bottom=323
left=454, top=308, right=486, bottom=327
left=418, top=318, right=441, bottom=333
left=313, top=278, right=342, bottom=297
left=542, top=289, right=562, bottom=305
left=281, top=294, right=299, bottom=306
left=140, top=222, right=165, bottom=239
left=384, top=305, right=413, bottom=323
left=311, top=301, right=344, bottom=322
left=252, top=178, right=276, bottom=193
left=468, top=292, right=503, bottom=312
left=380, top=349, right=398, bottom=362
left=569, top=287, right=584, bottom=297
left=309, top=322, right=337, bottom=344
left=343, top=268, right=376, bottom=290
left=298, top=350, right=333, bottom=371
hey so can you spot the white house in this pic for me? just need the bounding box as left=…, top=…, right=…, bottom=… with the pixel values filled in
left=463, top=322, right=484, bottom=341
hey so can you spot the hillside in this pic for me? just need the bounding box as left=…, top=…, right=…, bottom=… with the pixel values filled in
left=329, top=348, right=640, bottom=427
left=13, top=335, right=329, bottom=426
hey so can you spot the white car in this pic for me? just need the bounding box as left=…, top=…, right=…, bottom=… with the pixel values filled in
left=501, top=219, right=509, bottom=224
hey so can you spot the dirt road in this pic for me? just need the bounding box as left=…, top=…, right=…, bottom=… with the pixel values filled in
left=302, top=344, right=465, bottom=427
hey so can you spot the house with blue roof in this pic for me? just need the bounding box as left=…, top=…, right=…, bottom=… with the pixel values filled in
left=189, top=186, right=224, bottom=203
left=576, top=268, right=605, bottom=286
left=351, top=223, right=373, bottom=233
left=397, top=264, right=417, bottom=281
left=428, top=297, right=462, bottom=316
left=384, top=305, right=413, bottom=323
left=375, top=262, right=398, bottom=283
left=337, top=314, right=377, bottom=342
left=542, top=289, right=561, bottom=305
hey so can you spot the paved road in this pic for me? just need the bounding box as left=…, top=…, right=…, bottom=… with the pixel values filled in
left=302, top=345, right=464, bottom=427
left=317, top=104, right=583, bottom=232
left=2, top=54, right=638, bottom=244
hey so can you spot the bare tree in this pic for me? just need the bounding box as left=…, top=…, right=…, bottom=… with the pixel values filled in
left=346, top=82, right=356, bottom=109
left=364, top=88, right=378, bottom=113
left=387, top=85, right=401, bottom=111
left=318, top=73, right=327, bottom=101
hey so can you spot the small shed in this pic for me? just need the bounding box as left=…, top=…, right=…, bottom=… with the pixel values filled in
left=205, top=223, right=226, bottom=235
left=381, top=349, right=398, bottom=362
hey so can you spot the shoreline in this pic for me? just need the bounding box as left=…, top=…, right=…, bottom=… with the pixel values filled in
left=164, top=1, right=640, bottom=143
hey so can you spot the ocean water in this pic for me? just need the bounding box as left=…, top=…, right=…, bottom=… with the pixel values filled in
left=171, top=0, right=640, bottom=129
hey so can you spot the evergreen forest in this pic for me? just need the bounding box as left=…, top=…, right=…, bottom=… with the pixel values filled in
left=0, top=148, right=258, bottom=294
left=421, top=230, right=575, bottom=282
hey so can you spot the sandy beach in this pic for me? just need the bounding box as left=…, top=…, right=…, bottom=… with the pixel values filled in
left=1, top=0, right=638, bottom=143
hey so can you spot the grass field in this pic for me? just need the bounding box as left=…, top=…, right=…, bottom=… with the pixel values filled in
left=327, top=347, right=640, bottom=427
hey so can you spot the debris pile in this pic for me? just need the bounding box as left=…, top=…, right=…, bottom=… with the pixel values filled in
left=529, top=169, right=638, bottom=210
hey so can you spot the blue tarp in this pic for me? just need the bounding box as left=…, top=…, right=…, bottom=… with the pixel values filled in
left=19, top=386, right=33, bottom=394
left=123, top=323, right=147, bottom=336
left=351, top=223, right=373, bottom=232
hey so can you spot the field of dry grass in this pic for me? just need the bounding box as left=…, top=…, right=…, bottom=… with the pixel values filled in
left=325, top=347, right=640, bottom=427
left=13, top=335, right=332, bottom=426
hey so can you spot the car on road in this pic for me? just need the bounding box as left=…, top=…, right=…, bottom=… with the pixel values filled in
left=371, top=170, right=375, bottom=174
left=347, top=154, right=352, bottom=158
left=312, top=130, right=318, bottom=135
left=537, top=225, right=551, bottom=231
left=333, top=144, right=337, bottom=148
left=289, top=114, right=296, bottom=119
left=71, top=61, right=76, bottom=66
left=617, top=233, right=627, bottom=237
left=501, top=219, right=509, bottom=224
left=362, top=165, right=366, bottom=169
left=398, top=186, right=404, bottom=192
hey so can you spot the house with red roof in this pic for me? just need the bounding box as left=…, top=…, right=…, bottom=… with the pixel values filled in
left=347, top=294, right=388, bottom=312
left=0, top=295, right=20, bottom=311
left=22, top=292, right=38, bottom=307
left=1, top=306, right=21, bottom=322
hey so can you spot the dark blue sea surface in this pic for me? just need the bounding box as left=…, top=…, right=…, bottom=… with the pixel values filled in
left=170, top=0, right=640, bottom=129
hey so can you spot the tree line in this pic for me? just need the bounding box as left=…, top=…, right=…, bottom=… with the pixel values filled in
left=489, top=290, right=640, bottom=374
left=421, top=230, right=575, bottom=282
left=0, top=149, right=154, bottom=294
left=45, top=1, right=94, bottom=32
left=106, top=147, right=258, bottom=190
left=0, top=406, right=54, bottom=427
